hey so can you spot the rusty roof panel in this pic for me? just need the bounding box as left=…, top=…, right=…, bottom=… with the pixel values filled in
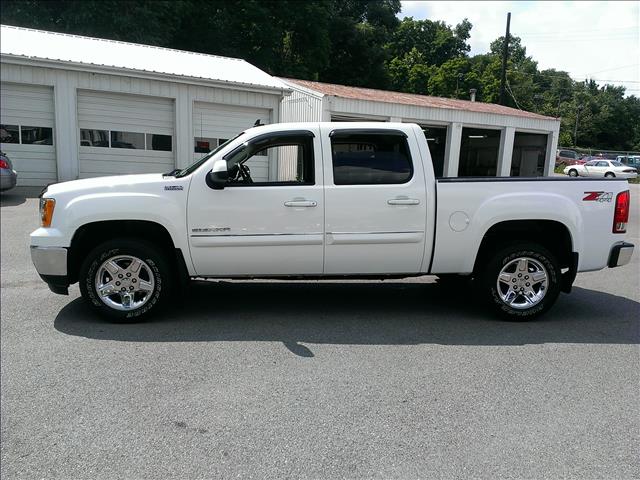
left=283, top=78, right=555, bottom=121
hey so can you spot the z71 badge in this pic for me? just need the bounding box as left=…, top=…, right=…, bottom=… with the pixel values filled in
left=583, top=191, right=613, bottom=202
left=164, top=185, right=183, bottom=191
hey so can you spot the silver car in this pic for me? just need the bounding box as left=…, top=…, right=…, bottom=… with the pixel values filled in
left=0, top=151, right=18, bottom=191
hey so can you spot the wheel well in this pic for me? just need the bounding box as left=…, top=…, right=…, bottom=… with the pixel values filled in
left=473, top=220, right=573, bottom=273
left=67, top=220, right=184, bottom=284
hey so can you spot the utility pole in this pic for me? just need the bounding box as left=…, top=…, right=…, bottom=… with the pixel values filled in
left=574, top=104, right=583, bottom=147
left=499, top=12, right=511, bottom=105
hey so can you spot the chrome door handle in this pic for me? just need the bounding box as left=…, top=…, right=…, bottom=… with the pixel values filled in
left=284, top=200, right=317, bottom=207
left=387, top=198, right=420, bottom=205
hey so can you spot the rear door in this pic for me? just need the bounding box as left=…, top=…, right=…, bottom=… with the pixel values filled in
left=321, top=125, right=427, bottom=274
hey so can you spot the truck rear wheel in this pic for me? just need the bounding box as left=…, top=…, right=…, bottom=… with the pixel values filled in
left=79, top=238, right=171, bottom=322
left=479, top=243, right=561, bottom=320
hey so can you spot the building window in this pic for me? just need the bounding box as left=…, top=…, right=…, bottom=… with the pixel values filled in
left=81, top=129, right=172, bottom=151
left=0, top=124, right=20, bottom=144
left=20, top=126, right=53, bottom=145
left=1, top=124, right=54, bottom=145
left=80, top=129, right=109, bottom=147
left=146, top=134, right=172, bottom=152
left=111, top=131, right=145, bottom=149
left=458, top=127, right=501, bottom=177
left=330, top=131, right=412, bottom=185
left=421, top=125, right=447, bottom=178
left=511, top=133, right=548, bottom=176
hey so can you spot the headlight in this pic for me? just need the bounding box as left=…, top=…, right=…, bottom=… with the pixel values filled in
left=39, top=198, right=56, bottom=227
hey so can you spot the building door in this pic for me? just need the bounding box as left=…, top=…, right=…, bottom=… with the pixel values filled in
left=77, top=90, right=175, bottom=178
left=0, top=83, right=56, bottom=186
left=193, top=102, right=271, bottom=181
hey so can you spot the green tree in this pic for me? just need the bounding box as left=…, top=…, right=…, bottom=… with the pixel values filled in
left=0, top=0, right=181, bottom=46
left=318, top=0, right=401, bottom=88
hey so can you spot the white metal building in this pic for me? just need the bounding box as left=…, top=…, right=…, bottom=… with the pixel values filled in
left=0, top=25, right=291, bottom=186
left=0, top=24, right=561, bottom=187
left=280, top=78, right=561, bottom=177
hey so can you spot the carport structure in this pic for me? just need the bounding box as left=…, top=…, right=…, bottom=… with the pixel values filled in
left=280, top=78, right=561, bottom=178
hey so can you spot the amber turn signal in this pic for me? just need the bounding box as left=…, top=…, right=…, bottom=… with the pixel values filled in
left=40, top=198, right=56, bottom=227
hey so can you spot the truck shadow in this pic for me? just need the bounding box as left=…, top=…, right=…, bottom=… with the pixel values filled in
left=54, top=281, right=640, bottom=356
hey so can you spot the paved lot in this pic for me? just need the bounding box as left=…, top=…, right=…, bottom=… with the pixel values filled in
left=1, top=185, right=639, bottom=479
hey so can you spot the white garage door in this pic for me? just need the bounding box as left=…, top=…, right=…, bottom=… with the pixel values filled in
left=78, top=91, right=175, bottom=178
left=193, top=102, right=270, bottom=181
left=0, top=83, right=57, bottom=186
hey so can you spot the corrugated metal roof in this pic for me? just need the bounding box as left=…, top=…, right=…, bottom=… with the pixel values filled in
left=283, top=78, right=555, bottom=121
left=0, top=24, right=290, bottom=92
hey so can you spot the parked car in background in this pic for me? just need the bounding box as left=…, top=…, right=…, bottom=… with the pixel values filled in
left=617, top=155, right=640, bottom=168
left=556, top=149, right=581, bottom=166
left=0, top=151, right=18, bottom=191
left=564, top=160, right=638, bottom=179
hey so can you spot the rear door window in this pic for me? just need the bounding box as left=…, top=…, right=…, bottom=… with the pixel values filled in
left=329, top=131, right=412, bottom=185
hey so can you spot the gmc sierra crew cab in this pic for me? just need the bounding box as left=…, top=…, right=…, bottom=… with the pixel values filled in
left=30, top=122, right=634, bottom=321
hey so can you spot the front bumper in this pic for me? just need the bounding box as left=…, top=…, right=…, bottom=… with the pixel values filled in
left=608, top=242, right=634, bottom=268
left=31, top=246, right=69, bottom=294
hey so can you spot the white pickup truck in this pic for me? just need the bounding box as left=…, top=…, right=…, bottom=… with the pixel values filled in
left=30, top=122, right=634, bottom=321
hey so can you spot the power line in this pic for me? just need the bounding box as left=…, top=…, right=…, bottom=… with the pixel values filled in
left=588, top=63, right=639, bottom=75
left=519, top=25, right=636, bottom=37
left=506, top=69, right=639, bottom=85
left=523, top=36, right=637, bottom=44
left=590, top=79, right=640, bottom=84
left=505, top=79, right=522, bottom=110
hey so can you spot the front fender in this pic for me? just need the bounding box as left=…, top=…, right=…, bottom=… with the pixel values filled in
left=31, top=192, right=188, bottom=254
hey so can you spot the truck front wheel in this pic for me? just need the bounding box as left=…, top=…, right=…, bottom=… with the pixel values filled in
left=480, top=243, right=561, bottom=320
left=79, top=238, right=171, bottom=322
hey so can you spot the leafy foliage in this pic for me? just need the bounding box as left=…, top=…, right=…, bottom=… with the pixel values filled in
left=1, top=0, right=638, bottom=150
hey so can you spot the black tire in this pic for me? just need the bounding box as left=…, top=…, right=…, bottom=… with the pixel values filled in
left=479, top=243, right=561, bottom=321
left=79, top=238, right=171, bottom=322
left=605, top=172, right=615, bottom=178
left=568, top=169, right=578, bottom=177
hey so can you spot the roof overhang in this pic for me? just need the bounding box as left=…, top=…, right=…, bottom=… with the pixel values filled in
left=1, top=54, right=292, bottom=97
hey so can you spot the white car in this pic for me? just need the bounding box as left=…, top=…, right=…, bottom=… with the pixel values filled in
left=564, top=160, right=638, bottom=179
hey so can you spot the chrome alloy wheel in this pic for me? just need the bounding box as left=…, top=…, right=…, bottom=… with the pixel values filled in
left=94, top=255, right=155, bottom=311
left=496, top=257, right=548, bottom=309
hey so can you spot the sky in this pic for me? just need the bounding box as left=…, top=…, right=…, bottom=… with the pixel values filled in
left=399, top=1, right=640, bottom=95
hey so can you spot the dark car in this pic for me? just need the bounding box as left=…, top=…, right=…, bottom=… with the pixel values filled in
left=556, top=149, right=582, bottom=166
left=0, top=151, right=18, bottom=191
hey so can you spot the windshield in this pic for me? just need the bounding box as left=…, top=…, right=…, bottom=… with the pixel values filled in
left=175, top=133, right=244, bottom=178
left=610, top=161, right=624, bottom=167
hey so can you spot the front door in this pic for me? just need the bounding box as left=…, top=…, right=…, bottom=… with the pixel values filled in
left=187, top=127, right=324, bottom=276
left=321, top=125, right=428, bottom=274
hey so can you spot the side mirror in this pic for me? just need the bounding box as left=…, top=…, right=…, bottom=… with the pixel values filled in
left=206, top=159, right=228, bottom=190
